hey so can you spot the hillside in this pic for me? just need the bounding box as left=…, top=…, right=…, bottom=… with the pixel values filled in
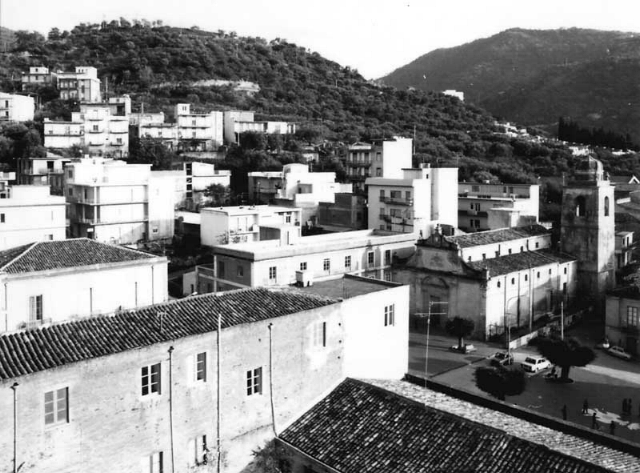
left=382, top=28, right=640, bottom=144
left=1, top=20, right=639, bottom=196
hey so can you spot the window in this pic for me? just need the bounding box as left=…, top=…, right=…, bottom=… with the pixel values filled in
left=384, top=271, right=392, bottom=282
left=246, top=367, right=262, bottom=396
left=44, top=387, right=68, bottom=425
left=368, top=251, right=374, bottom=266
left=141, top=363, right=161, bottom=396
left=269, top=266, right=277, bottom=281
left=405, top=191, right=412, bottom=200
left=564, top=267, right=567, bottom=275
left=508, top=249, right=512, bottom=255
left=604, top=196, right=610, bottom=217
left=549, top=269, right=552, bottom=275
left=237, top=265, right=244, bottom=278
left=68, top=188, right=73, bottom=197
left=511, top=278, right=515, bottom=285
left=344, top=255, right=351, bottom=270
left=68, top=169, right=73, bottom=179
left=0, top=213, right=4, bottom=223
left=300, top=262, right=307, bottom=271
left=188, top=435, right=208, bottom=467
left=195, top=352, right=207, bottom=382
left=323, top=258, right=330, bottom=271
left=379, top=189, right=385, bottom=200
left=627, top=306, right=639, bottom=326
left=384, top=249, right=391, bottom=265
left=482, top=253, right=486, bottom=260
left=142, top=452, right=164, bottom=473
left=520, top=246, right=524, bottom=252
left=497, top=281, right=501, bottom=288
left=92, top=124, right=98, bottom=132
left=313, top=321, right=327, bottom=347
left=576, top=196, right=586, bottom=217
left=217, top=261, right=225, bottom=278
left=535, top=242, right=539, bottom=249
left=384, top=304, right=395, bottom=326
left=285, top=214, right=291, bottom=223
left=29, top=295, right=43, bottom=322
left=524, top=275, right=528, bottom=281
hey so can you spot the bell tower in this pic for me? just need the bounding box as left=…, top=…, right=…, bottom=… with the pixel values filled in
left=560, top=156, right=615, bottom=302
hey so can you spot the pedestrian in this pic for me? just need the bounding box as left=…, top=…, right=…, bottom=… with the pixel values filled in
left=582, top=399, right=589, bottom=414
left=610, top=420, right=616, bottom=435
left=591, top=412, right=598, bottom=429
left=561, top=404, right=567, bottom=420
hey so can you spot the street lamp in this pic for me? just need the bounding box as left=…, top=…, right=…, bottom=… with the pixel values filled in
left=504, top=295, right=520, bottom=354
left=415, top=301, right=449, bottom=388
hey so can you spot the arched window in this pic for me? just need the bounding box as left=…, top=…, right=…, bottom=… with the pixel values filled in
left=576, top=196, right=586, bottom=217
left=604, top=196, right=610, bottom=217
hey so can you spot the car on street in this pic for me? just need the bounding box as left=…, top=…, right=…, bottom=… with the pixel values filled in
left=595, top=339, right=610, bottom=350
left=490, top=351, right=514, bottom=366
left=449, top=344, right=477, bottom=354
left=607, top=346, right=632, bottom=360
left=521, top=356, right=551, bottom=373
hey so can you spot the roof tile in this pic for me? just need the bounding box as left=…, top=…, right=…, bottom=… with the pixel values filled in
left=447, top=225, right=550, bottom=248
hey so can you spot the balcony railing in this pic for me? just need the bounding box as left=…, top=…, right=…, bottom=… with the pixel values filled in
left=380, top=196, right=413, bottom=206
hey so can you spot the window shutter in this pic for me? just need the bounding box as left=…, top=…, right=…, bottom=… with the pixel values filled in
left=322, top=322, right=327, bottom=347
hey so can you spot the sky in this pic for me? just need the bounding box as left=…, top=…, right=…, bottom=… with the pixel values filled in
left=3, top=0, right=640, bottom=79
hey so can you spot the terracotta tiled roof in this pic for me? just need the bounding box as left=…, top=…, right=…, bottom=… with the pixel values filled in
left=466, top=250, right=575, bottom=276
left=280, top=379, right=629, bottom=473
left=447, top=225, right=550, bottom=248
left=0, top=288, right=337, bottom=380
left=0, top=239, right=156, bottom=274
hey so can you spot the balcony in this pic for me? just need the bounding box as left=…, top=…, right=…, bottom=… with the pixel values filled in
left=348, top=161, right=371, bottom=167
left=87, top=129, right=106, bottom=134
left=380, top=196, right=413, bottom=206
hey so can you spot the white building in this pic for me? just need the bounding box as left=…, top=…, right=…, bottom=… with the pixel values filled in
left=248, top=163, right=352, bottom=221
left=0, top=185, right=66, bottom=250
left=57, top=66, right=101, bottom=102
left=21, top=66, right=57, bottom=90
left=442, top=89, right=464, bottom=101
left=175, top=103, right=223, bottom=150
left=65, top=158, right=175, bottom=244
left=44, top=98, right=130, bottom=158
left=223, top=110, right=296, bottom=144
left=197, top=229, right=417, bottom=293
left=200, top=205, right=302, bottom=246
left=458, top=182, right=540, bottom=232
left=0, top=93, right=34, bottom=122
left=366, top=165, right=458, bottom=238
left=0, top=238, right=168, bottom=332
left=346, top=137, right=413, bottom=192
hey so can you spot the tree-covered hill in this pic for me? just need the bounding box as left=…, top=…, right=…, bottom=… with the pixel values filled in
left=382, top=28, right=640, bottom=145
left=1, top=21, right=639, bottom=188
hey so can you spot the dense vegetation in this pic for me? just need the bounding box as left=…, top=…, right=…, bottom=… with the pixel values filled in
left=383, top=28, right=640, bottom=146
left=558, top=117, right=639, bottom=151
left=1, top=21, right=640, bottom=202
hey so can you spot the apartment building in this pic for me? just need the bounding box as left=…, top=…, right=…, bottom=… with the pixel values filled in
left=0, top=238, right=167, bottom=332
left=56, top=66, right=101, bottom=102
left=65, top=158, right=174, bottom=244
left=0, top=185, right=66, bottom=251
left=615, top=231, right=634, bottom=270
left=0, top=93, right=34, bottom=122
left=223, top=110, right=296, bottom=144
left=196, top=229, right=417, bottom=293
left=317, top=193, right=367, bottom=231
left=458, top=182, right=540, bottom=232
left=21, top=66, right=57, bottom=90
left=17, top=153, right=71, bottom=194
left=346, top=137, right=412, bottom=192
left=44, top=99, right=130, bottom=158
left=392, top=227, right=576, bottom=339
left=200, top=205, right=302, bottom=246
left=0, top=281, right=409, bottom=473
left=248, top=163, right=352, bottom=221
left=175, top=103, right=223, bottom=150
left=366, top=165, right=458, bottom=238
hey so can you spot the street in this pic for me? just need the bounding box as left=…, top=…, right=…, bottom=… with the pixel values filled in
left=409, top=326, right=640, bottom=444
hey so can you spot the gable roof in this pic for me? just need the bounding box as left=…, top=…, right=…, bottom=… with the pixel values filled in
left=446, top=225, right=550, bottom=249
left=0, top=239, right=157, bottom=274
left=0, top=288, right=337, bottom=380
left=280, top=379, right=635, bottom=473
left=466, top=250, right=576, bottom=277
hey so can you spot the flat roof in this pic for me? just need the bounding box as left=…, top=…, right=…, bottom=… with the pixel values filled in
left=201, top=205, right=300, bottom=216
left=213, top=230, right=417, bottom=261
left=292, top=274, right=401, bottom=299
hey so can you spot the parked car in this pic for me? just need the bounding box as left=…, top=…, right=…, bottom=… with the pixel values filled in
left=449, top=344, right=477, bottom=354
left=490, top=351, right=514, bottom=366
left=607, top=346, right=632, bottom=360
left=521, top=356, right=551, bottom=373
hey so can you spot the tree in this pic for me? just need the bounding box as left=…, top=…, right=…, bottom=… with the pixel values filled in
left=475, top=366, right=526, bottom=401
left=248, top=439, right=290, bottom=473
left=204, top=183, right=231, bottom=207
left=445, top=316, right=475, bottom=349
left=536, top=336, right=596, bottom=382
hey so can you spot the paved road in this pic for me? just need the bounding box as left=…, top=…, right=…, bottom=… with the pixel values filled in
left=409, top=327, right=640, bottom=444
